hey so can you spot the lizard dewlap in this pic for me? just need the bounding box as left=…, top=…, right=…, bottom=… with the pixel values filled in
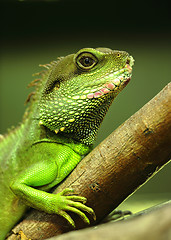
left=0, top=47, right=134, bottom=239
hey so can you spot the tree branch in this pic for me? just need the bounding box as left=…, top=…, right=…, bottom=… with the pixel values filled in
left=8, top=83, right=171, bottom=240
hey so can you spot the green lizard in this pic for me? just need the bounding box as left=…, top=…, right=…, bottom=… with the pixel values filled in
left=0, top=47, right=134, bottom=239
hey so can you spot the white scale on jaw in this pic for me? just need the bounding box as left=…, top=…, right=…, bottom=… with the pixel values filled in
left=86, top=64, right=132, bottom=99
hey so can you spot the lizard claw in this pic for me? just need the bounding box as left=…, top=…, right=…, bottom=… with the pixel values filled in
left=55, top=188, right=96, bottom=226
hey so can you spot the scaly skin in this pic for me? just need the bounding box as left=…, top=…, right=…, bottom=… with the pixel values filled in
left=0, top=48, right=134, bottom=239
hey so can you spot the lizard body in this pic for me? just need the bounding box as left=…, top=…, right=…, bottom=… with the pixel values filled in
left=0, top=48, right=134, bottom=239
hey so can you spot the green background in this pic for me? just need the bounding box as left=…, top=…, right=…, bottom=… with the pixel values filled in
left=0, top=0, right=170, bottom=213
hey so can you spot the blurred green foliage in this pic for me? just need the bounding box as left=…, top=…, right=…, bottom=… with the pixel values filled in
left=0, top=0, right=170, bottom=211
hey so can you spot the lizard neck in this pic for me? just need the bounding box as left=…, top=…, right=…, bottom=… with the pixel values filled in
left=21, top=95, right=92, bottom=155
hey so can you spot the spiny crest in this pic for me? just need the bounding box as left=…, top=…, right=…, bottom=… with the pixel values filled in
left=25, top=58, right=63, bottom=105
left=0, top=125, right=23, bottom=144
left=23, top=58, right=63, bottom=121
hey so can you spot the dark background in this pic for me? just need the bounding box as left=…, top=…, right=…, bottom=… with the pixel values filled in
left=0, top=0, right=171, bottom=212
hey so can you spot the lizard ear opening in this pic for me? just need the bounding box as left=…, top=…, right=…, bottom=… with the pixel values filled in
left=44, top=79, right=60, bottom=94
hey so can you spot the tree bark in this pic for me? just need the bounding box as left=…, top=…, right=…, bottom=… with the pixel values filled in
left=8, top=83, right=171, bottom=240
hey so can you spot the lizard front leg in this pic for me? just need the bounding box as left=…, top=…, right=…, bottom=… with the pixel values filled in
left=10, top=144, right=95, bottom=227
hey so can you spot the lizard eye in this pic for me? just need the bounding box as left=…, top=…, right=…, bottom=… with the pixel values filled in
left=76, top=52, right=98, bottom=70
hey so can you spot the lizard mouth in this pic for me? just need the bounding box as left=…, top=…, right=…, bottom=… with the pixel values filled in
left=86, top=62, right=133, bottom=99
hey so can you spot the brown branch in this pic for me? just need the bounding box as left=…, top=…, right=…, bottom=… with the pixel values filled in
left=8, top=83, right=171, bottom=240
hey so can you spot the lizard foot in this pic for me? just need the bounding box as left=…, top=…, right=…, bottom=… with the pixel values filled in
left=52, top=188, right=96, bottom=227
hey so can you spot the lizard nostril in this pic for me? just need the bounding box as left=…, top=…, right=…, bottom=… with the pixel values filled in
left=126, top=59, right=130, bottom=65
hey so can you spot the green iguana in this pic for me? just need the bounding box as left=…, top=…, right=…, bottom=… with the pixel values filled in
left=0, top=47, right=134, bottom=239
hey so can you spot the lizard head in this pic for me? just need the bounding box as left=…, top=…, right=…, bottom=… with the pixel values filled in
left=39, top=47, right=134, bottom=145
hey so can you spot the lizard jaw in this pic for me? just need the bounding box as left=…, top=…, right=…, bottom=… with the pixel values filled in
left=86, top=64, right=132, bottom=99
